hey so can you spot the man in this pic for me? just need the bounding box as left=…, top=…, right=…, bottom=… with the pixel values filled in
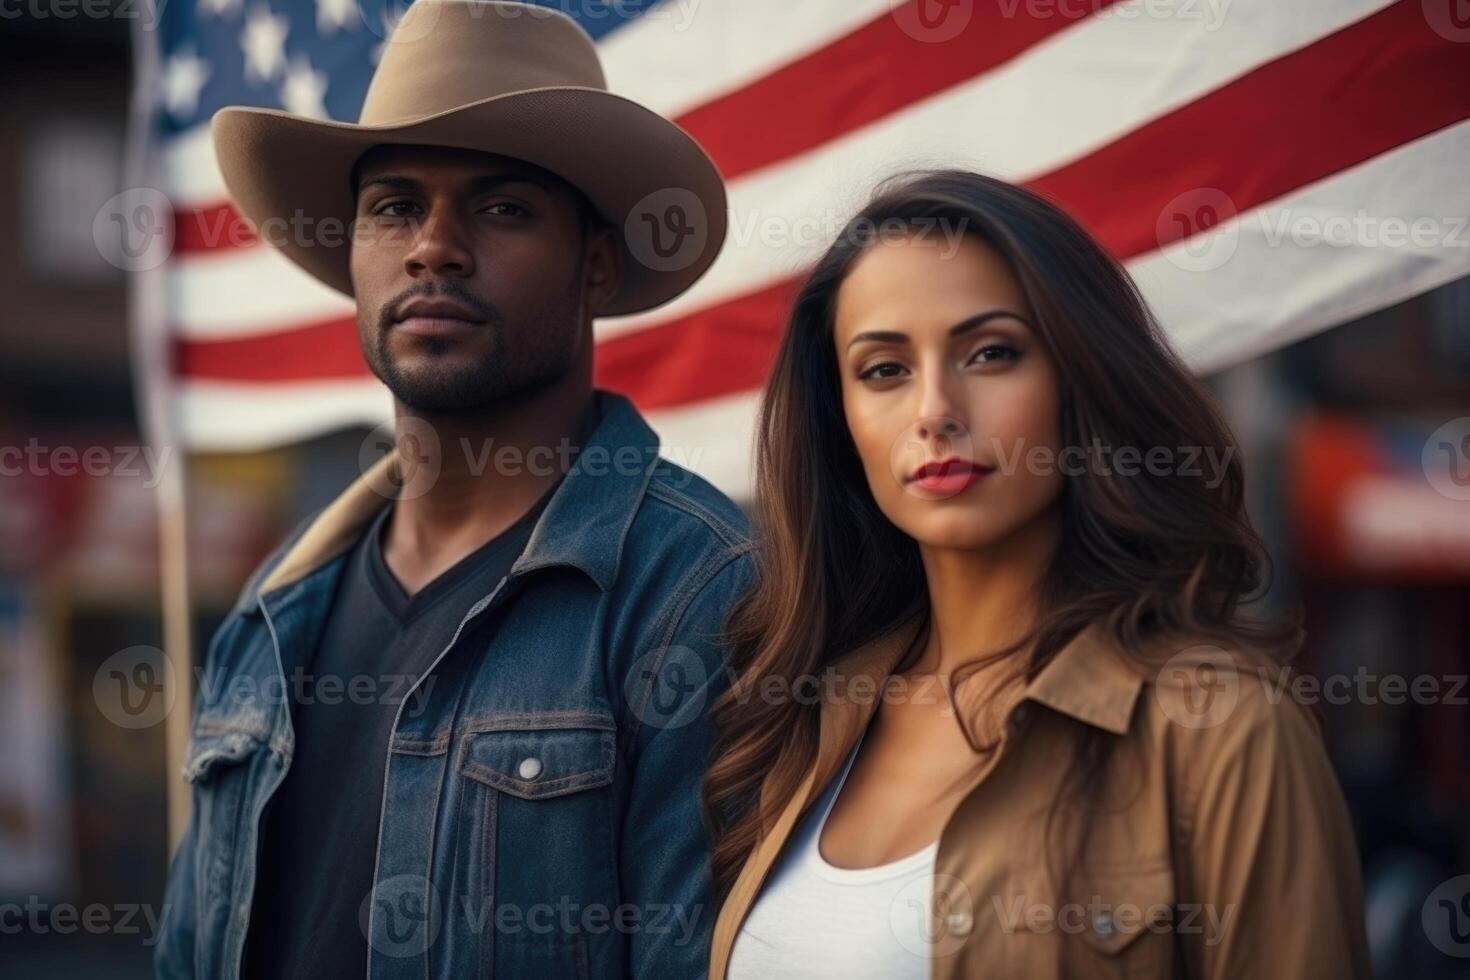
left=155, top=4, right=750, bottom=978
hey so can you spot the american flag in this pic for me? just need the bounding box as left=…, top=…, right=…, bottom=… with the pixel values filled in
left=134, top=0, right=1470, bottom=499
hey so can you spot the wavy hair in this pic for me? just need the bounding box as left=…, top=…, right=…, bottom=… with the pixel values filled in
left=701, top=170, right=1301, bottom=904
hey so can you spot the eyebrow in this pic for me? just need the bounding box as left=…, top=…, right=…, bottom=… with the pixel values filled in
left=356, top=173, right=551, bottom=196
left=845, top=309, right=1031, bottom=350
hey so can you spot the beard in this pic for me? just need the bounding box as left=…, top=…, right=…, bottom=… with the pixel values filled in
left=362, top=271, right=585, bottom=415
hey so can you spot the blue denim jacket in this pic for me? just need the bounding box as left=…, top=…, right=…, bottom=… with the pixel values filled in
left=155, top=389, right=754, bottom=979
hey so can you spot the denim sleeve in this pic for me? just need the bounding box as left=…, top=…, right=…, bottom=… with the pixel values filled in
left=154, top=800, right=200, bottom=978
left=153, top=517, right=313, bottom=979
left=620, top=548, right=754, bottom=980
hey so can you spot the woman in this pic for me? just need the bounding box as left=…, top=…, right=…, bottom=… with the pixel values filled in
left=702, top=171, right=1370, bottom=979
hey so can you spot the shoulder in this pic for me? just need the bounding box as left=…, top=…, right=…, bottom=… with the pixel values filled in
left=224, top=507, right=325, bottom=618
left=638, top=456, right=752, bottom=553
left=620, top=456, right=755, bottom=595
left=605, top=457, right=755, bottom=650
left=1131, top=638, right=1335, bottom=820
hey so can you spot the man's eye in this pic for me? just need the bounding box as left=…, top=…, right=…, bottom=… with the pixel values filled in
left=482, top=202, right=529, bottom=218
left=373, top=200, right=419, bottom=218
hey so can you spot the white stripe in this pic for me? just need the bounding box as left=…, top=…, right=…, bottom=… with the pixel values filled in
left=597, top=0, right=896, bottom=119
left=644, top=389, right=760, bottom=502
left=169, top=0, right=1387, bottom=337
left=162, top=122, right=223, bottom=207
left=1140, top=118, right=1470, bottom=375
left=179, top=375, right=761, bottom=501
left=594, top=0, right=1395, bottom=340
left=170, top=246, right=354, bottom=339
left=176, top=379, right=393, bottom=449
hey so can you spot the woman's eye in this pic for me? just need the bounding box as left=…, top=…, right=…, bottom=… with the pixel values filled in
left=858, top=361, right=906, bottom=381
left=969, top=343, right=1019, bottom=364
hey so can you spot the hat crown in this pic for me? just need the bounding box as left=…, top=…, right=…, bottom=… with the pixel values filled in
left=360, top=0, right=607, bottom=127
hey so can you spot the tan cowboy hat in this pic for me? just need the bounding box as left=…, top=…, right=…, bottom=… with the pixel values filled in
left=210, top=0, right=726, bottom=316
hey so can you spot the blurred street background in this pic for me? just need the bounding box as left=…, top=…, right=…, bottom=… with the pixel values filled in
left=1, top=1, right=1467, bottom=977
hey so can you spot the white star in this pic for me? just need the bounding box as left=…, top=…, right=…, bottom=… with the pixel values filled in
left=198, top=0, right=242, bottom=17
left=160, top=44, right=212, bottom=120
left=240, top=4, right=289, bottom=85
left=279, top=53, right=329, bottom=119
left=315, top=0, right=358, bottom=35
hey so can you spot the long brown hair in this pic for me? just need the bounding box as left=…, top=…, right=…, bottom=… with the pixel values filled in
left=701, top=169, right=1301, bottom=903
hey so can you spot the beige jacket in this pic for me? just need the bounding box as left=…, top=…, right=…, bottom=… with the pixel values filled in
left=708, top=618, right=1372, bottom=979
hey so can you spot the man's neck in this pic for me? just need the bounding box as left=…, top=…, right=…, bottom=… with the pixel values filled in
left=380, top=380, right=598, bottom=595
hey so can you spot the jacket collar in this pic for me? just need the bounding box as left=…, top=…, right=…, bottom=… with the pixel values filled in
left=813, top=614, right=1148, bottom=760
left=255, top=388, right=661, bottom=600
left=710, top=615, right=1149, bottom=978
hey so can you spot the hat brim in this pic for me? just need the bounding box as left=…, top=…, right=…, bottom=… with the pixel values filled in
left=211, top=87, right=727, bottom=317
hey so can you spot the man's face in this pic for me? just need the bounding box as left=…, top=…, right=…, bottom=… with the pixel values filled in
left=349, top=144, right=618, bottom=413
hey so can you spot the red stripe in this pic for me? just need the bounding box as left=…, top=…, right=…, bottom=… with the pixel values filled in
left=171, top=283, right=797, bottom=405
left=675, top=0, right=1120, bottom=182
left=594, top=281, right=797, bottom=410
left=174, top=204, right=258, bottom=253
left=1031, top=0, right=1470, bottom=261
left=176, top=2, right=1470, bottom=416
left=175, top=316, right=371, bottom=382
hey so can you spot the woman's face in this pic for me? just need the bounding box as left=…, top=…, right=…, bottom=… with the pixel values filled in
left=834, top=232, right=1064, bottom=551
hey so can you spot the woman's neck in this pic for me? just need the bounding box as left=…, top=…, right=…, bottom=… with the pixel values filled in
left=914, top=507, right=1061, bottom=676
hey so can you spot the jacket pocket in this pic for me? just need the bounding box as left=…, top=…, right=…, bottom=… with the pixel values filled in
left=453, top=719, right=619, bottom=980
left=183, top=729, right=264, bottom=783
left=1074, top=863, right=1177, bottom=977
left=457, top=724, right=616, bottom=800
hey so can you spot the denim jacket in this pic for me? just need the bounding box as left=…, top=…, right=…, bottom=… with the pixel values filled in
left=155, top=389, right=754, bottom=979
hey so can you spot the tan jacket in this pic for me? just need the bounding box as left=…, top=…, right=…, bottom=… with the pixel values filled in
left=709, top=618, right=1372, bottom=979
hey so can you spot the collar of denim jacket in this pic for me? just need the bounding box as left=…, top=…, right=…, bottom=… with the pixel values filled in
left=253, top=388, right=661, bottom=601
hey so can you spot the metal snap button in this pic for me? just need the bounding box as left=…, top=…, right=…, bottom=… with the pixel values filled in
left=1093, top=910, right=1116, bottom=937
left=517, top=756, right=543, bottom=780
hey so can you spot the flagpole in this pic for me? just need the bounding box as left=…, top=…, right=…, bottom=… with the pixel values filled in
left=125, top=0, right=195, bottom=855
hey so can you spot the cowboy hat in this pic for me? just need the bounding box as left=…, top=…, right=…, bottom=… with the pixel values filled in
left=210, top=0, right=727, bottom=316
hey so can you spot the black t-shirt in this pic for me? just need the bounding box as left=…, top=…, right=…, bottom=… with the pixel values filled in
left=241, top=488, right=552, bottom=979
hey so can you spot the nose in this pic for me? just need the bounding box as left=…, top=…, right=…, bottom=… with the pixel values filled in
left=914, top=366, right=967, bottom=442
left=402, top=205, right=474, bottom=280
left=916, top=415, right=964, bottom=441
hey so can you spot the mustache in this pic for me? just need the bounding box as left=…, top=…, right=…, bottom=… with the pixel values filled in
left=378, top=282, right=502, bottom=332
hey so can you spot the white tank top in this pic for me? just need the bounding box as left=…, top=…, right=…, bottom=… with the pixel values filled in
left=726, top=727, right=939, bottom=979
